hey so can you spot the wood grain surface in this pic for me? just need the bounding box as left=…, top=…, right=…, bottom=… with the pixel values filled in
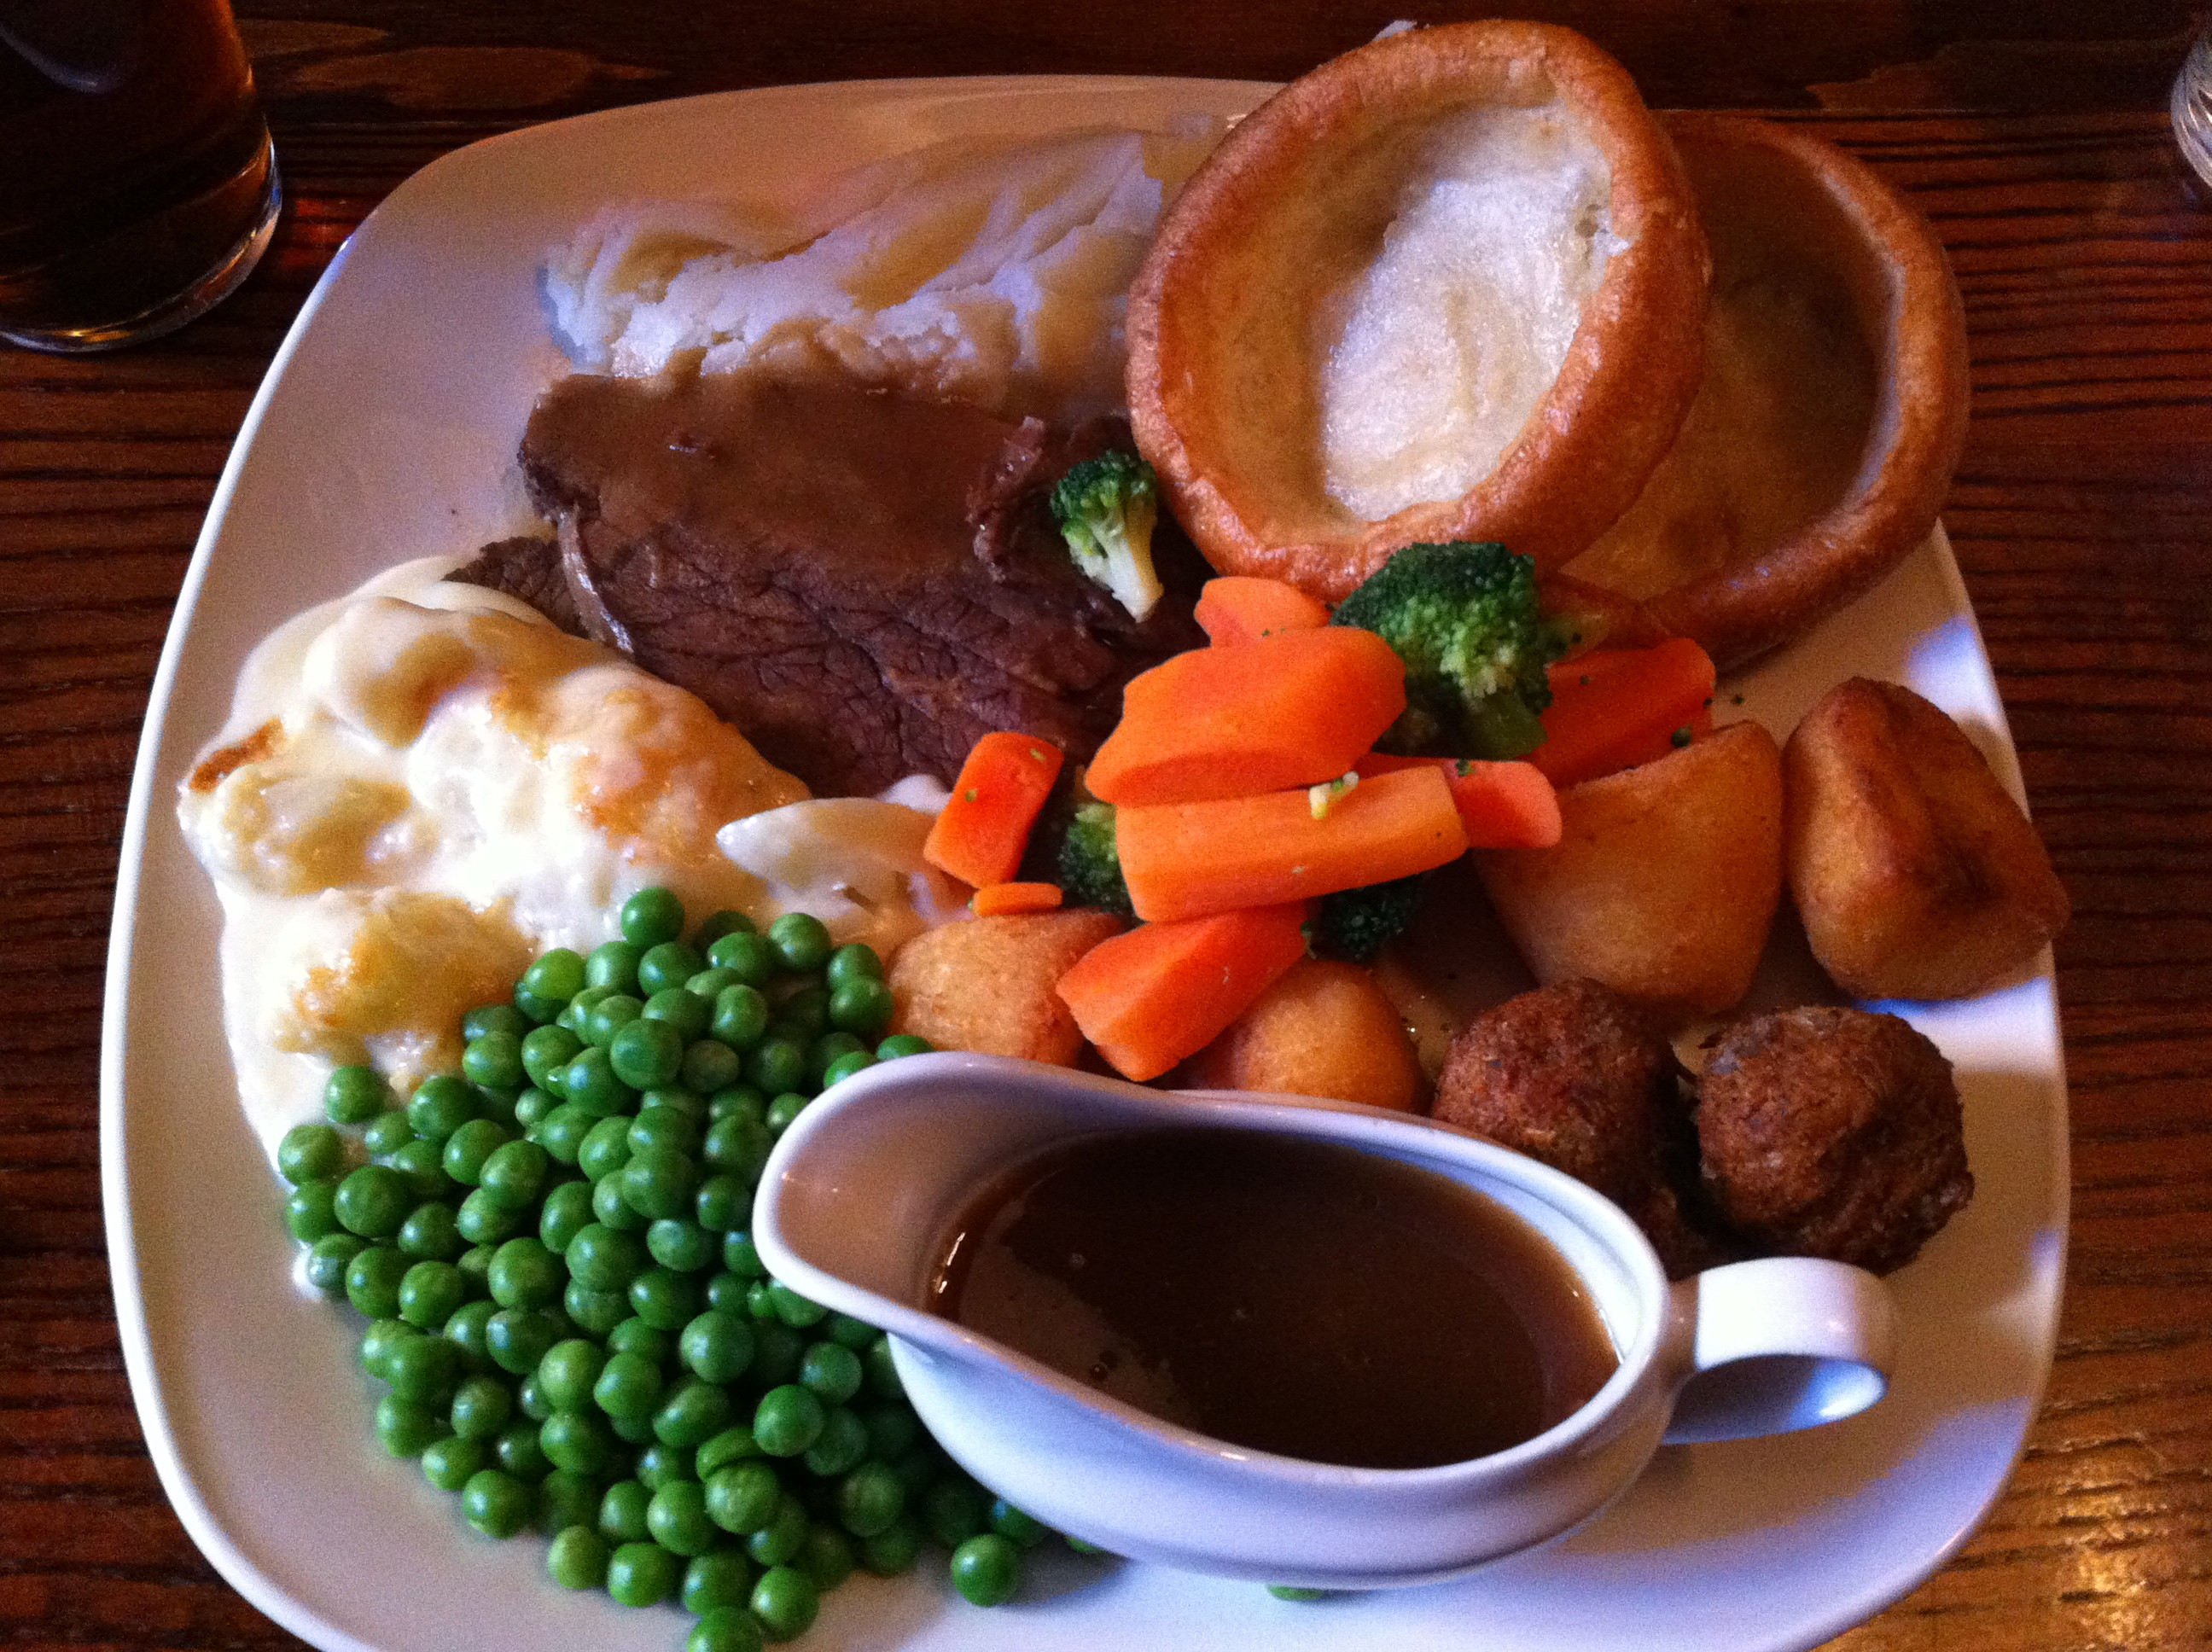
left=4, top=3, right=2209, bottom=1649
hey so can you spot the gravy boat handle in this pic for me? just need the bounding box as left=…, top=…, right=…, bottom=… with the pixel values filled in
left=1659, top=1257, right=1899, bottom=1444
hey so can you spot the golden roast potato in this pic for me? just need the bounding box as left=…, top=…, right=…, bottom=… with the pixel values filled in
left=1184, top=957, right=1423, bottom=1112
left=1126, top=20, right=1708, bottom=598
left=888, top=909, right=1125, bottom=1066
left=1475, top=720, right=1784, bottom=1020
left=1785, top=678, right=2069, bottom=999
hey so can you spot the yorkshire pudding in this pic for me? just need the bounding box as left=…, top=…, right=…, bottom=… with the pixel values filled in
left=1126, top=20, right=1708, bottom=600
left=1562, top=113, right=1971, bottom=668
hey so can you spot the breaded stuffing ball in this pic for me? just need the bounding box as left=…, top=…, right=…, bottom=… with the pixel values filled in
left=1697, top=1005, right=1970, bottom=1274
left=1435, top=980, right=1728, bottom=1276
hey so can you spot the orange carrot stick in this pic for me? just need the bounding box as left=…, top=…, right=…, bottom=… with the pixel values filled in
left=1355, top=753, right=1562, bottom=849
left=969, top=881, right=1065, bottom=917
left=923, top=732, right=1066, bottom=888
left=1086, top=627, right=1406, bottom=806
left=1195, top=576, right=1332, bottom=646
left=1116, top=765, right=1470, bottom=923
left=1534, top=638, right=1718, bottom=788
left=1056, top=902, right=1311, bottom=1082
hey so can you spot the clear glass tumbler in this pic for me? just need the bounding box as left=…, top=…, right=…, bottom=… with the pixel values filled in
left=2172, top=26, right=2212, bottom=188
left=0, top=0, right=281, bottom=352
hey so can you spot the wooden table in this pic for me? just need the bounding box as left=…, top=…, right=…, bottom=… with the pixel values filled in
left=5, top=3, right=2209, bottom=1648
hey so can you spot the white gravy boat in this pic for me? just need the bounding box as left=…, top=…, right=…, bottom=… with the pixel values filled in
left=754, top=1051, right=1896, bottom=1589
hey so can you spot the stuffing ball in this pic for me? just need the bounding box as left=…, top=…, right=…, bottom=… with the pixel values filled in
left=1697, top=1005, right=1971, bottom=1275
left=1435, top=980, right=1731, bottom=1277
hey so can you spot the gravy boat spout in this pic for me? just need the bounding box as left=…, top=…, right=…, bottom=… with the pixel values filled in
left=753, top=1051, right=1895, bottom=1589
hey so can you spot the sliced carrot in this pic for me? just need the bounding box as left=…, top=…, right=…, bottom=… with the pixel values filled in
left=1355, top=753, right=1561, bottom=849
left=1533, top=638, right=1718, bottom=788
left=1056, top=902, right=1311, bottom=1082
left=1117, top=765, right=1470, bottom=923
left=1194, top=576, right=1332, bottom=646
left=923, top=732, right=1066, bottom=888
left=1086, top=626, right=1406, bottom=806
left=1535, top=571, right=1674, bottom=660
left=969, top=881, right=1065, bottom=917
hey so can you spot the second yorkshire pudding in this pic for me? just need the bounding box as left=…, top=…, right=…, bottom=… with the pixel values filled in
left=1561, top=113, right=1971, bottom=668
left=1126, top=21, right=1708, bottom=599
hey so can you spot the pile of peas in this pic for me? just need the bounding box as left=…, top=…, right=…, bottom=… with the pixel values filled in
left=275, top=889, right=1086, bottom=1649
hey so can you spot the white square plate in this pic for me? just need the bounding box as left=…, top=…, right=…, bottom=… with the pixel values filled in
left=102, top=77, right=2066, bottom=1652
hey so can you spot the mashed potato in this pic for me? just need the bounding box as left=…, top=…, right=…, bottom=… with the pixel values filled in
left=544, top=122, right=1223, bottom=422
left=180, top=561, right=964, bottom=1156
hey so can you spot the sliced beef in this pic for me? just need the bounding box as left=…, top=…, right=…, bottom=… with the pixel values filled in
left=453, top=373, right=1206, bottom=796
left=453, top=535, right=580, bottom=634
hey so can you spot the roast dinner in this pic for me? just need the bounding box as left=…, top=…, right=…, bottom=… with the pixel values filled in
left=175, top=18, right=2066, bottom=1647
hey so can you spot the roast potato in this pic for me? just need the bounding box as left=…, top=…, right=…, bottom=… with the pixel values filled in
left=888, top=909, right=1125, bottom=1066
left=1785, top=678, right=2068, bottom=999
left=1474, top=720, right=1784, bottom=1020
left=1184, top=958, right=1423, bottom=1112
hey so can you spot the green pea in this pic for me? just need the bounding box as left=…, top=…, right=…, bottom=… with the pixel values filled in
left=284, top=1178, right=340, bottom=1242
left=449, top=1373, right=512, bottom=1440
left=521, top=948, right=587, bottom=1005
left=875, top=1033, right=933, bottom=1061
left=647, top=1479, right=719, bottom=1556
left=641, top=1083, right=705, bottom=1122
left=702, top=1114, right=773, bottom=1184
left=707, top=930, right=777, bottom=987
left=746, top=1493, right=810, bottom=1568
left=799, top=1341, right=863, bottom=1406
left=824, top=943, right=883, bottom=989
left=511, top=1086, right=557, bottom=1132
left=463, top=1468, right=535, bottom=1539
left=609, top=1315, right=673, bottom=1363
left=534, top=1102, right=594, bottom=1166
left=565, top=1281, right=631, bottom=1337
left=513, top=986, right=565, bottom=1025
left=750, top=1562, right=821, bottom=1639
left=362, top=1110, right=416, bottom=1156
left=593, top=1173, right=649, bottom=1232
left=693, top=908, right=754, bottom=949
left=859, top=1400, right=919, bottom=1463
left=807, top=1032, right=867, bottom=1083
left=461, top=1003, right=528, bottom=1042
left=696, top=1424, right=762, bottom=1480
left=647, top=1217, right=715, bottom=1274
left=630, top=1265, right=704, bottom=1332
left=864, top=1333, right=903, bottom=1399
left=404, top=1075, right=474, bottom=1142
left=521, top=1024, right=582, bottom=1091
left=827, top=978, right=894, bottom=1041
left=621, top=1148, right=699, bottom=1223
left=949, top=1533, right=1022, bottom=1606
left=516, top=1370, right=554, bottom=1422
left=683, top=1548, right=758, bottom=1618
left=835, top=1461, right=906, bottom=1539
left=688, top=1604, right=765, bottom=1652
left=639, top=941, right=707, bottom=998
left=397, top=1259, right=466, bottom=1329
left=802, top=1407, right=867, bottom=1478
left=579, top=1114, right=634, bottom=1184
left=582, top=992, right=645, bottom=1051
left=795, top=1522, right=854, bottom=1591
left=278, top=1122, right=345, bottom=1185
left=767, top=912, right=834, bottom=974
left=709, top=983, right=771, bottom=1051
left=751, top=1323, right=805, bottom=1392
left=600, top=1478, right=654, bottom=1544
left=456, top=1242, right=497, bottom=1295
left=422, top=1433, right=490, bottom=1492
left=721, top=1230, right=768, bottom=1279
left=754, top=1385, right=825, bottom=1457
left=607, top=1539, right=684, bottom=1608
left=375, top=1392, right=448, bottom=1458
left=587, top=940, right=644, bottom=995
left=678, top=1038, right=743, bottom=1096
left=496, top=1417, right=552, bottom=1480
left=990, top=1498, right=1050, bottom=1548
left=538, top=1180, right=596, bottom=1254
left=562, top=1046, right=637, bottom=1119
left=630, top=1106, right=701, bottom=1160
left=534, top=1339, right=606, bottom=1414
left=382, top=1329, right=460, bottom=1403
left=764, top=1091, right=810, bottom=1136
left=383, top=1137, right=452, bottom=1203
left=346, top=1245, right=411, bottom=1319
left=766, top=1282, right=826, bottom=1329
left=622, top=887, right=687, bottom=948
left=475, top=1139, right=550, bottom=1210
left=654, top=1376, right=734, bottom=1450
left=463, top=1031, right=527, bottom=1092
left=548, top=1524, right=609, bottom=1591
left=824, top=1312, right=877, bottom=1351
left=456, top=1187, right=524, bottom=1246
left=442, top=1299, right=498, bottom=1373
left=333, top=1164, right=409, bottom=1239
left=595, top=1350, right=665, bottom=1420
left=705, top=1459, right=782, bottom=1534
left=567, top=1223, right=648, bottom=1292
left=485, top=1306, right=562, bottom=1376
left=635, top=1439, right=696, bottom=1490
left=643, top=986, right=713, bottom=1041
left=685, top=965, right=743, bottom=1001
left=858, top=1512, right=923, bottom=1576
left=821, top=1050, right=877, bottom=1089
left=323, top=1064, right=386, bottom=1125
left=537, top=1469, right=602, bottom=1536
left=487, top=1236, right=564, bottom=1311
left=611, top=1016, right=685, bottom=1089
left=443, top=1117, right=510, bottom=1187
left=921, top=1476, right=989, bottom=1548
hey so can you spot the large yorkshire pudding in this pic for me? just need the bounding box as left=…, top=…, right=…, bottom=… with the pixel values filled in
left=1126, top=21, right=1709, bottom=600
left=1562, top=113, right=1971, bottom=668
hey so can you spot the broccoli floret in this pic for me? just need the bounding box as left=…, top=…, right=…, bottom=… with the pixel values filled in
left=1330, top=540, right=1567, bottom=759
left=1304, top=875, right=1427, bottom=963
left=1056, top=800, right=1136, bottom=918
left=1051, top=450, right=1164, bottom=621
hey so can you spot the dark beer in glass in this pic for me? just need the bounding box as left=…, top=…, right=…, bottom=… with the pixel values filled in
left=0, top=0, right=280, bottom=351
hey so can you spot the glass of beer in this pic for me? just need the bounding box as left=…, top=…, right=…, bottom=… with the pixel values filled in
left=0, top=0, right=281, bottom=352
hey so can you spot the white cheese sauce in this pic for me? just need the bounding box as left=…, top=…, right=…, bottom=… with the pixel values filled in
left=178, top=556, right=964, bottom=1167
